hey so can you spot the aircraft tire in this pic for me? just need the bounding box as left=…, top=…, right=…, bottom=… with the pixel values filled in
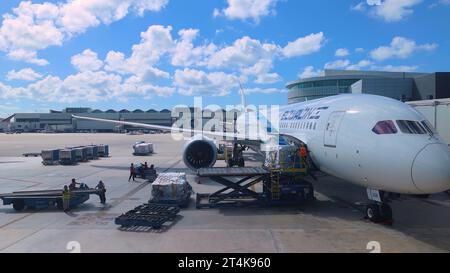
left=365, top=204, right=382, bottom=223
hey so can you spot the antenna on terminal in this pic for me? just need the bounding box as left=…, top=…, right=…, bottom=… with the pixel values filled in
left=238, top=80, right=247, bottom=108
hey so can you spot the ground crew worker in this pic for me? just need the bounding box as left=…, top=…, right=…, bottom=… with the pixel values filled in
left=299, top=144, right=309, bottom=168
left=62, top=185, right=71, bottom=212
left=69, top=178, right=81, bottom=191
left=129, top=163, right=136, bottom=182
left=95, top=180, right=106, bottom=205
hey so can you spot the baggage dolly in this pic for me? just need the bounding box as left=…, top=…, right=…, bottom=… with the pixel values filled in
left=0, top=188, right=103, bottom=211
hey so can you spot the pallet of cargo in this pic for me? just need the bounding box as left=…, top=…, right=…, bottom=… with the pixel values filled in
left=115, top=203, right=180, bottom=230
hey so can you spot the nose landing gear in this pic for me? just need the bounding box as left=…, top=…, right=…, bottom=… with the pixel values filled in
left=365, top=203, right=393, bottom=224
left=365, top=189, right=393, bottom=225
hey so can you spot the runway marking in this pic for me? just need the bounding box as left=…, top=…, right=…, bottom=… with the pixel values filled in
left=0, top=177, right=42, bottom=189
left=269, top=229, right=283, bottom=253
left=0, top=213, right=34, bottom=229
left=0, top=213, right=63, bottom=252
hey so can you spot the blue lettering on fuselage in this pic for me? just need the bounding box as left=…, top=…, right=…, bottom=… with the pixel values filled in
left=281, top=107, right=329, bottom=121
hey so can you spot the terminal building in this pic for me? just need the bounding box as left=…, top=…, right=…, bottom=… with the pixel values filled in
left=9, top=108, right=173, bottom=133
left=287, top=70, right=450, bottom=104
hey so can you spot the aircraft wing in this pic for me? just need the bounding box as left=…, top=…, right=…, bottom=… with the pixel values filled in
left=72, top=115, right=265, bottom=142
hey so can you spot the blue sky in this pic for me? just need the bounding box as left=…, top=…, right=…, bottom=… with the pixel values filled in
left=0, top=0, right=449, bottom=117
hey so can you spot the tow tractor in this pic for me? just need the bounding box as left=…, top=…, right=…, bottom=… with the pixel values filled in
left=0, top=185, right=104, bottom=211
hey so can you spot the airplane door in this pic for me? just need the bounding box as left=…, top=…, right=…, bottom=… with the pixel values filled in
left=324, top=111, right=345, bottom=148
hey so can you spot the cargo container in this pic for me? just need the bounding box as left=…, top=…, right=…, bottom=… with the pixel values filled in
left=59, top=149, right=76, bottom=165
left=41, top=149, right=60, bottom=165
left=98, top=144, right=109, bottom=157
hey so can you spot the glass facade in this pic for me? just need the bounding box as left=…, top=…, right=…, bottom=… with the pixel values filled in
left=288, top=79, right=360, bottom=103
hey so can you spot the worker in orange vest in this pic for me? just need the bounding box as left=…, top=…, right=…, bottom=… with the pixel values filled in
left=299, top=144, right=309, bottom=168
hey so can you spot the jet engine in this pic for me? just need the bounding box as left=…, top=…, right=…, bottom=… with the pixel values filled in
left=182, top=135, right=218, bottom=170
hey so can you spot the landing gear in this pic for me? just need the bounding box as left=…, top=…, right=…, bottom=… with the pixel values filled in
left=227, top=143, right=247, bottom=168
left=365, top=189, right=393, bottom=224
left=365, top=203, right=392, bottom=223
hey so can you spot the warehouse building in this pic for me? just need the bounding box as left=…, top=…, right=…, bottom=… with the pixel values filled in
left=0, top=118, right=5, bottom=132
left=287, top=70, right=450, bottom=104
left=9, top=108, right=173, bottom=133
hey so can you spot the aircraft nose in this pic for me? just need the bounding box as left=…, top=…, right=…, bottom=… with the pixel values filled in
left=412, top=143, right=450, bottom=194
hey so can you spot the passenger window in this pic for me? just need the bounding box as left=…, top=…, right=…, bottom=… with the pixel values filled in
left=396, top=120, right=427, bottom=134
left=372, top=120, right=398, bottom=135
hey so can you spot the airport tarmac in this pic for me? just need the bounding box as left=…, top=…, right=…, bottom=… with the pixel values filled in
left=0, top=133, right=449, bottom=253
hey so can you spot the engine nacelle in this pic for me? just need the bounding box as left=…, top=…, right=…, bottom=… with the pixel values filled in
left=182, top=135, right=218, bottom=170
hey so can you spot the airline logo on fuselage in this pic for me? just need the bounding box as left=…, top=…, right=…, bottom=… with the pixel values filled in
left=281, top=107, right=329, bottom=121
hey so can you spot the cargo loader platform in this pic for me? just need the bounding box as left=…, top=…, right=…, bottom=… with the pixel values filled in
left=196, top=167, right=315, bottom=209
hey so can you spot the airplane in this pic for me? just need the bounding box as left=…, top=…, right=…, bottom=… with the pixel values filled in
left=73, top=93, right=450, bottom=223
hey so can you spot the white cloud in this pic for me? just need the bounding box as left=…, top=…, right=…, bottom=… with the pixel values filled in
left=241, top=59, right=281, bottom=84
left=208, top=36, right=280, bottom=69
left=243, top=87, right=284, bottom=94
left=122, top=76, right=175, bottom=98
left=355, top=48, right=365, bottom=53
left=335, top=48, right=350, bottom=57
left=7, top=50, right=50, bottom=66
left=1, top=21, right=330, bottom=100
left=174, top=68, right=239, bottom=96
left=0, top=2, right=63, bottom=65
left=372, top=0, right=422, bottom=22
left=298, top=66, right=323, bottom=79
left=216, top=0, right=279, bottom=23
left=28, top=71, right=123, bottom=103
left=0, top=82, right=29, bottom=99
left=58, top=0, right=169, bottom=33
left=352, top=0, right=423, bottom=22
left=351, top=2, right=366, bottom=12
left=346, top=60, right=373, bottom=70
left=105, top=25, right=173, bottom=79
left=0, top=0, right=169, bottom=65
left=324, top=60, right=351, bottom=70
left=370, top=37, right=438, bottom=61
left=71, top=49, right=103, bottom=72
left=282, top=32, right=325, bottom=58
left=213, top=8, right=221, bottom=18
left=171, top=29, right=217, bottom=67
left=6, top=68, right=43, bottom=81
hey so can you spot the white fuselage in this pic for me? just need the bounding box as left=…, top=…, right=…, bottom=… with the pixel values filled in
left=277, top=94, right=450, bottom=195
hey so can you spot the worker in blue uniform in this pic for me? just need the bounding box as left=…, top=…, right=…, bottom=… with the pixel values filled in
left=95, top=181, right=106, bottom=205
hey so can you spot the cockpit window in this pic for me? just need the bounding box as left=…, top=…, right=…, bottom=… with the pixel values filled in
left=396, top=120, right=427, bottom=135
left=421, top=120, right=436, bottom=135
left=372, top=120, right=398, bottom=135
